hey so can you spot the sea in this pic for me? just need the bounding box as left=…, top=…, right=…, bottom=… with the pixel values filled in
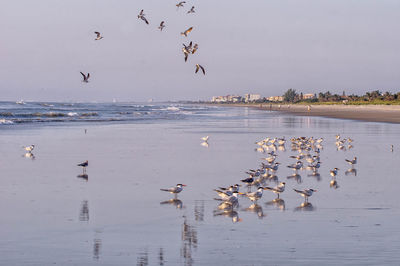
left=0, top=101, right=400, bottom=265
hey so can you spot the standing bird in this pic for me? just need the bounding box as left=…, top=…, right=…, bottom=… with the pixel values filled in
left=264, top=182, right=286, bottom=199
left=23, top=144, right=35, bottom=153
left=293, top=188, right=317, bottom=202
left=158, top=21, right=165, bottom=31
left=181, top=27, right=193, bottom=37
left=195, top=64, right=205, bottom=75
left=201, top=135, right=209, bottom=142
left=80, top=72, right=90, bottom=83
left=176, top=1, right=186, bottom=9
left=187, top=6, right=195, bottom=14
left=160, top=184, right=186, bottom=197
left=77, top=160, right=89, bottom=173
left=330, top=168, right=339, bottom=177
left=137, top=10, right=149, bottom=24
left=94, top=31, right=103, bottom=40
left=243, top=187, right=265, bottom=204
left=345, top=157, right=357, bottom=166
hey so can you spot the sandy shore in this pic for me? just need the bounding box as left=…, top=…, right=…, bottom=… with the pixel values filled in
left=218, top=103, right=400, bottom=123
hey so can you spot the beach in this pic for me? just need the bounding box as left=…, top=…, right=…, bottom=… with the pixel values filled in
left=1, top=103, right=400, bottom=265
left=261, top=104, right=400, bottom=123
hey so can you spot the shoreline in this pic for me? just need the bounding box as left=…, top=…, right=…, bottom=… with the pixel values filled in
left=208, top=103, right=400, bottom=123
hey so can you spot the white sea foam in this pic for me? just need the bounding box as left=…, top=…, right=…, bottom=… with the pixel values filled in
left=0, top=119, right=13, bottom=124
left=67, top=112, right=78, bottom=117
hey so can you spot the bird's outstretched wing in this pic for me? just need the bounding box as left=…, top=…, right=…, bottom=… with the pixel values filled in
left=80, top=72, right=87, bottom=80
left=195, top=64, right=199, bottom=73
left=199, top=65, right=205, bottom=75
left=95, top=32, right=101, bottom=38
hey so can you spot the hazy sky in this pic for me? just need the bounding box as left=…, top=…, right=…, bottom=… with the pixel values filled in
left=0, top=0, right=399, bottom=102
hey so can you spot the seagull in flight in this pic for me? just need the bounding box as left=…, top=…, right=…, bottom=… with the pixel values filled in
left=182, top=41, right=192, bottom=62
left=176, top=1, right=186, bottom=9
left=192, top=43, right=198, bottom=54
left=187, top=6, right=195, bottom=14
left=138, top=9, right=149, bottom=24
left=181, top=27, right=193, bottom=37
left=94, top=32, right=103, bottom=40
left=158, top=21, right=165, bottom=31
left=195, top=64, right=205, bottom=75
left=80, top=72, right=90, bottom=83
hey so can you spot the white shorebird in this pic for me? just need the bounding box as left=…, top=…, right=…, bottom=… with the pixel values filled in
left=181, top=27, right=193, bottom=37
left=345, top=157, right=357, bottom=166
left=94, top=31, right=103, bottom=40
left=264, top=182, right=285, bottom=199
left=158, top=21, right=165, bottom=31
left=77, top=160, right=88, bottom=173
left=218, top=191, right=241, bottom=210
left=160, top=184, right=186, bottom=197
left=293, top=188, right=317, bottom=202
left=195, top=64, right=205, bottom=75
left=330, top=168, right=339, bottom=177
left=80, top=72, right=90, bottom=83
left=23, top=144, right=35, bottom=152
left=138, top=9, right=149, bottom=24
left=214, top=187, right=235, bottom=200
left=201, top=135, right=209, bottom=142
left=243, top=187, right=265, bottom=203
left=187, top=6, right=195, bottom=14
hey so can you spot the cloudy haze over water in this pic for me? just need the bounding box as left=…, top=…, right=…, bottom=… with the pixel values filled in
left=0, top=0, right=399, bottom=102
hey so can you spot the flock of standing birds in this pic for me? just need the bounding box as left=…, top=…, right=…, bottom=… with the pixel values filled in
left=160, top=134, right=359, bottom=222
left=79, top=1, right=205, bottom=84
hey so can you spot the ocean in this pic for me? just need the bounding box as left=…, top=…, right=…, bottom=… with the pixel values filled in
left=0, top=102, right=400, bottom=265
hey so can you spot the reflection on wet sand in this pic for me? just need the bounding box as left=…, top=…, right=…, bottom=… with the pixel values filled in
left=330, top=178, right=339, bottom=189
left=345, top=168, right=357, bottom=176
left=213, top=210, right=242, bottom=223
left=181, top=217, right=197, bottom=266
left=308, top=171, right=321, bottom=181
left=294, top=202, right=315, bottom=211
left=137, top=249, right=148, bottom=266
left=93, top=238, right=101, bottom=260
left=265, top=198, right=285, bottom=211
left=79, top=200, right=89, bottom=221
left=160, top=199, right=183, bottom=209
left=242, top=203, right=265, bottom=219
left=287, top=173, right=302, bottom=184
left=23, top=152, right=35, bottom=160
left=77, top=173, right=89, bottom=181
left=194, top=200, right=205, bottom=222
left=158, top=248, right=164, bottom=266
left=200, top=141, right=209, bottom=148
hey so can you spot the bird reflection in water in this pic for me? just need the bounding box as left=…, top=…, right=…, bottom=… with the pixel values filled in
left=137, top=249, right=148, bottom=266
left=345, top=168, right=357, bottom=176
left=265, top=198, right=285, bottom=211
left=93, top=238, right=101, bottom=260
left=330, top=178, right=340, bottom=189
left=200, top=141, right=209, bottom=148
left=181, top=217, right=198, bottom=266
left=77, top=173, right=89, bottom=181
left=308, top=171, right=321, bottom=181
left=23, top=152, right=35, bottom=160
left=79, top=200, right=89, bottom=221
left=242, top=203, right=265, bottom=219
left=158, top=248, right=164, bottom=266
left=287, top=174, right=302, bottom=184
left=194, top=200, right=205, bottom=222
left=160, top=199, right=183, bottom=209
left=264, top=174, right=278, bottom=183
left=294, top=202, right=315, bottom=211
left=213, top=210, right=242, bottom=223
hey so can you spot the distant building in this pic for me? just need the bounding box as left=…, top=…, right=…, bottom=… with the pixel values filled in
left=303, top=93, right=315, bottom=100
left=267, top=96, right=284, bottom=102
left=244, top=94, right=261, bottom=102
left=211, top=95, right=243, bottom=103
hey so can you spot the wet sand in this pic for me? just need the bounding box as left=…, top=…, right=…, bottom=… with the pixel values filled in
left=221, top=103, right=400, bottom=123
left=1, top=108, right=400, bottom=265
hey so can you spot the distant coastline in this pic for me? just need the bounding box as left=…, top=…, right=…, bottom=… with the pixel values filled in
left=204, top=102, right=400, bottom=124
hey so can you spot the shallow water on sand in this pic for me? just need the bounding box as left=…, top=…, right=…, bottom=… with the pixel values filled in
left=1, top=107, right=400, bottom=265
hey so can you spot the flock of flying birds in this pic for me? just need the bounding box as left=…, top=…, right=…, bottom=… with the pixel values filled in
left=80, top=1, right=205, bottom=83
left=160, top=134, right=359, bottom=222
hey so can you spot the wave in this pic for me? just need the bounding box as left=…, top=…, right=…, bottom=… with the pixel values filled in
left=0, top=112, right=99, bottom=118
left=0, top=119, right=13, bottom=124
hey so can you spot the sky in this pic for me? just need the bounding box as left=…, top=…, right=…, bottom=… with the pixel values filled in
left=0, top=0, right=399, bottom=102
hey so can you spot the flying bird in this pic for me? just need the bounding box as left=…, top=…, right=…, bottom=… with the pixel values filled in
left=187, top=6, right=195, bottom=14
left=158, top=21, right=165, bottom=31
left=176, top=1, right=186, bottom=9
left=182, top=41, right=192, bottom=62
left=94, top=31, right=103, bottom=40
left=138, top=9, right=149, bottom=24
left=192, top=43, right=198, bottom=54
left=195, top=64, right=205, bottom=75
left=181, top=27, right=193, bottom=37
left=80, top=72, right=90, bottom=83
